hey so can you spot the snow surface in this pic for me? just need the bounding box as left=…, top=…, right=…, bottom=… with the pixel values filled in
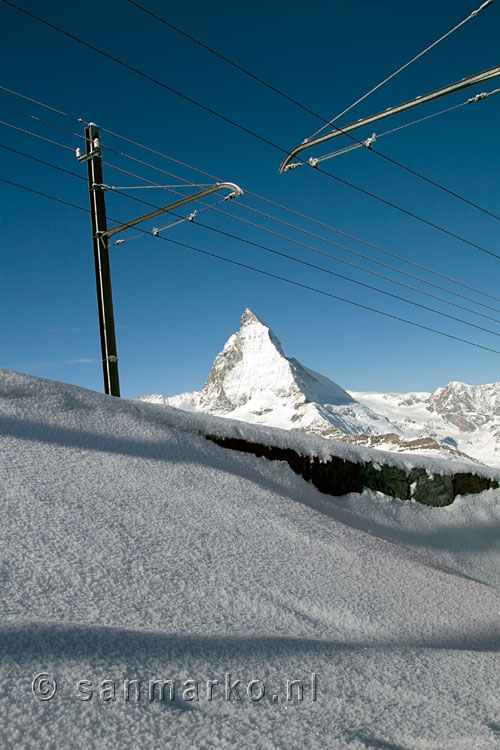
left=2, top=368, right=500, bottom=748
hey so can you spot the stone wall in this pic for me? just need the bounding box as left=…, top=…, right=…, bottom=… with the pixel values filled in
left=206, top=434, right=498, bottom=507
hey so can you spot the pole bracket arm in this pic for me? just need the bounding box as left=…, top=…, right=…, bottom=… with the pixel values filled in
left=278, top=64, right=500, bottom=173
left=102, top=181, right=244, bottom=240
left=76, top=139, right=101, bottom=163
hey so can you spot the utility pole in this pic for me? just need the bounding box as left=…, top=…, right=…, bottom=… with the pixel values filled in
left=77, top=123, right=243, bottom=397
left=279, top=64, right=500, bottom=173
left=82, top=123, right=120, bottom=397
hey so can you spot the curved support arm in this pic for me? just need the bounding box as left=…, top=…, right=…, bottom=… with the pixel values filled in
left=278, top=65, right=500, bottom=173
left=103, top=182, right=243, bottom=239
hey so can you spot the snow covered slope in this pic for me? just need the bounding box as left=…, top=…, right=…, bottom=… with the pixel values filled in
left=352, top=382, right=500, bottom=468
left=142, top=309, right=486, bottom=464
left=2, top=368, right=500, bottom=748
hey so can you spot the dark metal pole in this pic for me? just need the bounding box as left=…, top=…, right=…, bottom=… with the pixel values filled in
left=84, top=123, right=120, bottom=397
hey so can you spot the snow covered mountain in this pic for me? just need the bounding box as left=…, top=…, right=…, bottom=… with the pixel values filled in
left=142, top=309, right=410, bottom=439
left=142, top=309, right=499, bottom=465
left=352, top=382, right=500, bottom=469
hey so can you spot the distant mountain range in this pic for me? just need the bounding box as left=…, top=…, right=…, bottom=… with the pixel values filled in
left=140, top=309, right=500, bottom=468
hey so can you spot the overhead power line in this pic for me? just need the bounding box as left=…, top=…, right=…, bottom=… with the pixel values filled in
left=0, top=118, right=75, bottom=151
left=3, top=97, right=500, bottom=309
left=3, top=0, right=500, bottom=262
left=84, top=152, right=500, bottom=321
left=124, top=0, right=500, bottom=223
left=2, top=174, right=500, bottom=356
left=0, top=83, right=82, bottom=123
left=0, top=100, right=86, bottom=142
left=92, top=124, right=500, bottom=304
left=124, top=0, right=495, bottom=139
left=4, top=140, right=499, bottom=340
left=3, top=102, right=500, bottom=314
left=309, top=0, right=496, bottom=138
left=94, top=157, right=500, bottom=326
left=96, top=137, right=500, bottom=306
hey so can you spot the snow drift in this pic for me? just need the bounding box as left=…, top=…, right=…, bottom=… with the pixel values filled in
left=2, top=368, right=500, bottom=748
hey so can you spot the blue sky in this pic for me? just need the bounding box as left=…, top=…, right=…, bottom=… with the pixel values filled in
left=1, top=0, right=500, bottom=398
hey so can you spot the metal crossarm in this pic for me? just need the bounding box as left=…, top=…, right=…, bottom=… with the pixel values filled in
left=103, top=182, right=243, bottom=239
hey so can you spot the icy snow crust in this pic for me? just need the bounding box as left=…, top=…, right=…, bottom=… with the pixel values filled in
left=2, top=368, right=500, bottom=748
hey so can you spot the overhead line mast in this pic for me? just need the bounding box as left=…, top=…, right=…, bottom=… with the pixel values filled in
left=79, top=123, right=243, bottom=397
left=83, top=123, right=121, bottom=397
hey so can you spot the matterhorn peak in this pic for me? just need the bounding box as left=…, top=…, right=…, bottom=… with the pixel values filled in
left=237, top=308, right=284, bottom=356
left=158, top=309, right=362, bottom=428
left=140, top=311, right=500, bottom=466
left=241, top=308, right=265, bottom=327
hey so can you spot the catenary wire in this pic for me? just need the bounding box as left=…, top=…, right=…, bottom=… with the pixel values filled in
left=0, top=142, right=241, bottom=242
left=95, top=140, right=500, bottom=305
left=8, top=88, right=496, bottom=305
left=7, top=84, right=500, bottom=229
left=3, top=105, right=500, bottom=310
left=3, top=0, right=500, bottom=261
left=5, top=108, right=499, bottom=317
left=92, top=125, right=500, bottom=302
left=2, top=173, right=500, bottom=356
left=4, top=139, right=499, bottom=336
left=123, top=0, right=500, bottom=222
left=4, top=86, right=494, bottom=307
left=97, top=156, right=500, bottom=321
left=316, top=88, right=500, bottom=163
left=98, top=143, right=500, bottom=309
left=0, top=101, right=87, bottom=142
left=309, top=0, right=496, bottom=137
left=97, top=157, right=500, bottom=324
left=123, top=0, right=495, bottom=144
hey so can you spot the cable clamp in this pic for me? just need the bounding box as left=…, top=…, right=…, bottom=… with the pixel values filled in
left=224, top=190, right=241, bottom=201
left=91, top=183, right=108, bottom=191
left=107, top=355, right=118, bottom=363
left=471, top=0, right=494, bottom=17
left=187, top=210, right=197, bottom=220
left=114, top=239, right=126, bottom=246
left=467, top=92, right=488, bottom=103
left=76, top=145, right=101, bottom=163
left=152, top=227, right=160, bottom=236
left=363, top=132, right=376, bottom=148
left=308, top=157, right=319, bottom=168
